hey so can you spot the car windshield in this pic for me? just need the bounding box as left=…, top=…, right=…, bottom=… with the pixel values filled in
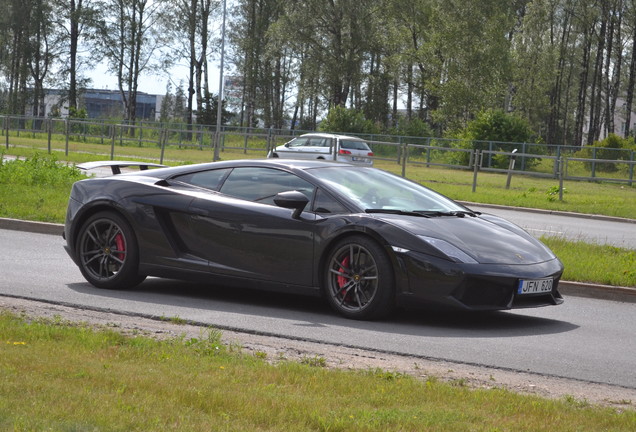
left=309, top=166, right=467, bottom=213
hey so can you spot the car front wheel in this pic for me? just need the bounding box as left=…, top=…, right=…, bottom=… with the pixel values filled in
left=76, top=211, right=146, bottom=289
left=324, top=236, right=395, bottom=320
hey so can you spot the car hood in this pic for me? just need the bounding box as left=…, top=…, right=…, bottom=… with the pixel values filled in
left=375, top=213, right=556, bottom=265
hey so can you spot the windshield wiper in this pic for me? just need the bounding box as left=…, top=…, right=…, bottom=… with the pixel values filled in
left=365, top=209, right=431, bottom=217
left=412, top=210, right=481, bottom=218
left=365, top=209, right=481, bottom=218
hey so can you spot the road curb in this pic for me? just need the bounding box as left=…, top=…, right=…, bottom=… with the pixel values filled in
left=0, top=217, right=64, bottom=236
left=558, top=281, right=636, bottom=303
left=2, top=217, right=634, bottom=304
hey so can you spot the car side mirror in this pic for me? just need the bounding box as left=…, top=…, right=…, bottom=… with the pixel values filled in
left=274, top=190, right=309, bottom=219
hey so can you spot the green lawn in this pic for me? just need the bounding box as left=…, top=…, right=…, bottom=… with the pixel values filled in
left=1, top=312, right=634, bottom=431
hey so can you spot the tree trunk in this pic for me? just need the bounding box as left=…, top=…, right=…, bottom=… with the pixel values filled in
left=68, top=0, right=81, bottom=111
left=574, top=24, right=594, bottom=147
left=625, top=12, right=636, bottom=138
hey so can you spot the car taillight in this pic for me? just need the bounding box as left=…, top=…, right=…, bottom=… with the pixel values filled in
left=367, top=152, right=374, bottom=156
left=338, top=149, right=352, bottom=155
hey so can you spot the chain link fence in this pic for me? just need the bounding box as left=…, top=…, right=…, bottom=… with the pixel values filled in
left=3, top=115, right=635, bottom=198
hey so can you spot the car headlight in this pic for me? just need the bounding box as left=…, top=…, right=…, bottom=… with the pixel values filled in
left=417, top=236, right=478, bottom=264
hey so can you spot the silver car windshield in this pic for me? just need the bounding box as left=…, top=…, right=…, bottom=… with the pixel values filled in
left=309, top=166, right=467, bottom=213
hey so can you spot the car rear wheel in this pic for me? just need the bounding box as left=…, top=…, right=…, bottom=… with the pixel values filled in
left=324, top=236, right=395, bottom=320
left=76, top=211, right=146, bottom=289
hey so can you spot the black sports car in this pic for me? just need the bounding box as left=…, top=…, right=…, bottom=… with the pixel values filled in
left=63, top=159, right=564, bottom=319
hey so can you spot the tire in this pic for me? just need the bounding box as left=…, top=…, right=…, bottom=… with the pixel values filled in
left=324, top=235, right=395, bottom=320
left=76, top=211, right=146, bottom=289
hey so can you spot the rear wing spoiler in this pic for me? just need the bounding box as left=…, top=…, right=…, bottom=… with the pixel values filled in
left=76, top=161, right=167, bottom=175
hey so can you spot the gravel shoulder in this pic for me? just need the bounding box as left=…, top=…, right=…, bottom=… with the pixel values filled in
left=2, top=295, right=634, bottom=411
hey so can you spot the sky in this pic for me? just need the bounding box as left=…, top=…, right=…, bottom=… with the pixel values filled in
left=85, top=61, right=222, bottom=97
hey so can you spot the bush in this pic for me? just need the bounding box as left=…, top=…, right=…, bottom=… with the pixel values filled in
left=465, top=109, right=534, bottom=144
left=0, top=153, right=84, bottom=187
left=318, top=106, right=378, bottom=134
left=577, top=134, right=636, bottom=172
left=391, top=116, right=434, bottom=139
left=452, top=109, right=541, bottom=169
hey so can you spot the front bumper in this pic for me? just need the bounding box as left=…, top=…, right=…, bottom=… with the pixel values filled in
left=396, top=250, right=564, bottom=311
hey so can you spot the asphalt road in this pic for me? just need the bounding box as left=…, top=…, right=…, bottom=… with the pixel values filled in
left=1, top=228, right=635, bottom=389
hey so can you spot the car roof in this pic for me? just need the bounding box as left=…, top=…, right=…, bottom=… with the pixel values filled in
left=296, top=132, right=365, bottom=141
left=120, top=158, right=353, bottom=180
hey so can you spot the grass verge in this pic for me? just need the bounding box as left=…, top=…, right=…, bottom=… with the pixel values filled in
left=0, top=153, right=86, bottom=223
left=387, top=161, right=636, bottom=220
left=1, top=312, right=634, bottom=431
left=542, top=237, right=635, bottom=286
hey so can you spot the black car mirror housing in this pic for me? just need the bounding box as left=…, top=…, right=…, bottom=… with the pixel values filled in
left=274, top=190, right=309, bottom=219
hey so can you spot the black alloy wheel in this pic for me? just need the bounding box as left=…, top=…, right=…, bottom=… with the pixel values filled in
left=325, top=235, right=395, bottom=320
left=76, top=211, right=145, bottom=289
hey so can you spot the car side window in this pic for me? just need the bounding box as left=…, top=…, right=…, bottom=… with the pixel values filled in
left=219, top=167, right=315, bottom=206
left=172, top=168, right=231, bottom=190
left=288, top=137, right=309, bottom=147
left=312, top=188, right=349, bottom=214
left=309, top=137, right=328, bottom=147
left=341, top=140, right=371, bottom=150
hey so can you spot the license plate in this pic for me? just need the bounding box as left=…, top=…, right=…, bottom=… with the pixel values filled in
left=351, top=157, right=368, bottom=162
left=517, top=278, right=553, bottom=295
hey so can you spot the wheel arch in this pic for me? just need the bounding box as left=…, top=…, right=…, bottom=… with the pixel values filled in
left=68, top=201, right=137, bottom=257
left=317, top=228, right=402, bottom=293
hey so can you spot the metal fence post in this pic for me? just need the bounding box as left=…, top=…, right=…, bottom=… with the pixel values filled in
left=267, top=128, right=273, bottom=155
left=553, top=146, right=561, bottom=178
left=159, top=129, right=166, bottom=164
left=65, top=119, right=70, bottom=157
left=629, top=151, right=634, bottom=187
left=47, top=118, right=52, bottom=154
left=111, top=125, right=116, bottom=160
left=472, top=149, right=481, bottom=192
left=331, top=135, right=336, bottom=159
left=505, top=149, right=518, bottom=189
left=401, top=141, right=408, bottom=178
left=559, top=156, right=565, bottom=201
left=4, top=116, right=8, bottom=149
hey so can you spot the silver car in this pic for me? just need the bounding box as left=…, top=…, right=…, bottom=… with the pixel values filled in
left=269, top=133, right=374, bottom=165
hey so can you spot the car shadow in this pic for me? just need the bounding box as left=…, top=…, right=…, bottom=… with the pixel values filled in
left=67, top=278, right=578, bottom=338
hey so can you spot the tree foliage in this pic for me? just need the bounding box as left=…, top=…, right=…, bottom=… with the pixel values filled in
left=318, top=106, right=378, bottom=134
left=579, top=133, right=636, bottom=171
left=3, top=0, right=636, bottom=148
left=464, top=109, right=535, bottom=144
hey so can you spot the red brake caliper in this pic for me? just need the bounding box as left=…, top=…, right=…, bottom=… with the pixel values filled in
left=337, top=256, right=349, bottom=293
left=114, top=233, right=125, bottom=260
